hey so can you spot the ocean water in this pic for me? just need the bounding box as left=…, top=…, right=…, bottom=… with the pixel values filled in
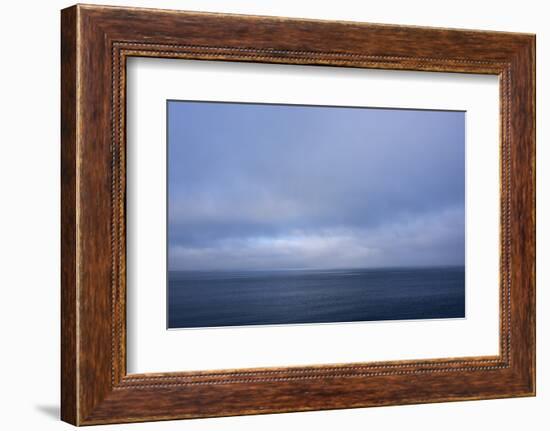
left=167, top=266, right=465, bottom=329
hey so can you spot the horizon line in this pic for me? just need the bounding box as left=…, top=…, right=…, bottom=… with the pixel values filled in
left=168, top=264, right=466, bottom=273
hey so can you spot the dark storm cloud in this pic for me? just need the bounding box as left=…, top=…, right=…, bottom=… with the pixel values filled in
left=167, top=101, right=465, bottom=270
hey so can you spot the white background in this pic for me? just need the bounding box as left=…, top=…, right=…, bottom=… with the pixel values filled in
left=0, top=0, right=547, bottom=430
left=127, top=59, right=500, bottom=373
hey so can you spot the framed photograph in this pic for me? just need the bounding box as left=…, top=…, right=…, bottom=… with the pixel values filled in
left=61, top=4, right=535, bottom=425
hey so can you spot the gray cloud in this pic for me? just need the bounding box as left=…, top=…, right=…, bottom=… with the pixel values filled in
left=168, top=101, right=465, bottom=271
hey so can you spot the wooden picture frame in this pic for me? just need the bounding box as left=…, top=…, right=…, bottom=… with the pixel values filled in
left=61, top=4, right=535, bottom=425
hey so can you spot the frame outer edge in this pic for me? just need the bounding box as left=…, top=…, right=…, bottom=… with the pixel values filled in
left=61, top=4, right=79, bottom=426
left=531, top=34, right=536, bottom=396
left=526, top=35, right=536, bottom=396
left=524, top=34, right=536, bottom=395
left=508, top=35, right=536, bottom=396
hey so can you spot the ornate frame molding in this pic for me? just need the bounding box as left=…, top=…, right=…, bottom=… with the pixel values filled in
left=61, top=5, right=535, bottom=425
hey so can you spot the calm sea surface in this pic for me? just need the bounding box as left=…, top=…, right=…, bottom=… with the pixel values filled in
left=168, top=267, right=465, bottom=329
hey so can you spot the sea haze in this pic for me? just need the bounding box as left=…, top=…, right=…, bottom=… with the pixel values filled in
left=167, top=101, right=466, bottom=329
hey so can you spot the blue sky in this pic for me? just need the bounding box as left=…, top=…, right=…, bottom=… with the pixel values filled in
left=167, top=101, right=465, bottom=271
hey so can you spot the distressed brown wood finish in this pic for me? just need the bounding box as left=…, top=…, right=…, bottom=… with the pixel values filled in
left=61, top=4, right=535, bottom=426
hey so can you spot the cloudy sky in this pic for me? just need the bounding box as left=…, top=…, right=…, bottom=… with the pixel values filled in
left=167, top=101, right=465, bottom=271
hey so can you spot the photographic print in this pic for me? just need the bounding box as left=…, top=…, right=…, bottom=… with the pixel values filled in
left=167, top=100, right=465, bottom=329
